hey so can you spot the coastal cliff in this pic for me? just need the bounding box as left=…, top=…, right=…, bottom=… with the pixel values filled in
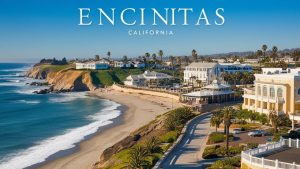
left=26, top=65, right=97, bottom=92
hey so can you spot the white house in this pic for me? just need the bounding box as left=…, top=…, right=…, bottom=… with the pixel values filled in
left=184, top=61, right=252, bottom=85
left=124, top=71, right=172, bottom=88
left=133, top=61, right=146, bottom=69
left=75, top=61, right=109, bottom=70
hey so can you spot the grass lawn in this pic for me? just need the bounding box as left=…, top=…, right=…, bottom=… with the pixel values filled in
left=39, top=64, right=74, bottom=72
left=90, top=68, right=144, bottom=87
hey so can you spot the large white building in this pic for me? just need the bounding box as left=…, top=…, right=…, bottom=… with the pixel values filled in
left=124, top=71, right=172, bottom=88
left=242, top=68, right=300, bottom=126
left=75, top=61, right=109, bottom=70
left=184, top=61, right=252, bottom=85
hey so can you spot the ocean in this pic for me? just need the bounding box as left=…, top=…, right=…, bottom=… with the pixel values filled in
left=0, top=63, right=122, bottom=169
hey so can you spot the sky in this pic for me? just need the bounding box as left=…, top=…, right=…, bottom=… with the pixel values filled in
left=0, top=0, right=300, bottom=63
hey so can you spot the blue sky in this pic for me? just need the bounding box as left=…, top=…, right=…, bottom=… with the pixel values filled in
left=0, top=0, right=300, bottom=63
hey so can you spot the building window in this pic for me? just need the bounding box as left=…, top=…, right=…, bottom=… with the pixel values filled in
left=270, top=87, right=275, bottom=99
left=263, top=86, right=267, bottom=97
left=277, top=88, right=283, bottom=98
left=257, top=85, right=261, bottom=95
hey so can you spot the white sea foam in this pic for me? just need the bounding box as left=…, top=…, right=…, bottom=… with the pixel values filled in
left=48, top=92, right=91, bottom=103
left=0, top=100, right=121, bottom=169
left=15, top=100, right=40, bottom=104
left=0, top=66, right=32, bottom=72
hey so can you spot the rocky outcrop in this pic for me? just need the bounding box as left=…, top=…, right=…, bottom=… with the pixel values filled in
left=47, top=70, right=96, bottom=91
left=26, top=65, right=97, bottom=92
left=26, top=66, right=49, bottom=79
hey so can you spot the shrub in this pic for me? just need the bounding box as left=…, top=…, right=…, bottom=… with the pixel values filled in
left=210, top=157, right=241, bottom=169
left=228, top=146, right=243, bottom=156
left=164, top=107, right=194, bottom=131
left=207, top=132, right=225, bottom=144
left=203, top=145, right=243, bottom=159
left=247, top=142, right=259, bottom=149
left=207, top=132, right=234, bottom=144
left=143, top=137, right=161, bottom=154
left=202, top=146, right=220, bottom=159
left=160, top=131, right=179, bottom=143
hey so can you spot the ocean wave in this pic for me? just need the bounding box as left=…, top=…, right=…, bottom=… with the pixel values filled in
left=0, top=66, right=31, bottom=72
left=0, top=100, right=121, bottom=169
left=48, top=92, right=91, bottom=103
left=15, top=100, right=40, bottom=104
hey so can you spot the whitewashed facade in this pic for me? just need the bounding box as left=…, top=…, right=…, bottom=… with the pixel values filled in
left=184, top=61, right=253, bottom=84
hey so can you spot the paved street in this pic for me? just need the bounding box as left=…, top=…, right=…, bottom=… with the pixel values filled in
left=161, top=113, right=212, bottom=169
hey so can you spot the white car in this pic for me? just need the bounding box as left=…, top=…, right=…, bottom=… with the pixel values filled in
left=232, top=128, right=243, bottom=134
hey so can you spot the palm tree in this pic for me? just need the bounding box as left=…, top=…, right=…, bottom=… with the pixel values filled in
left=211, top=113, right=223, bottom=132
left=184, top=56, right=190, bottom=65
left=152, top=53, right=157, bottom=64
left=158, top=50, right=164, bottom=63
left=123, top=55, right=128, bottom=63
left=95, top=55, right=100, bottom=61
left=192, top=49, right=197, bottom=62
left=269, top=110, right=280, bottom=133
left=144, top=137, right=160, bottom=154
left=176, top=56, right=182, bottom=67
left=145, top=52, right=150, bottom=68
left=107, top=51, right=111, bottom=60
left=262, top=44, right=268, bottom=58
left=127, top=145, right=149, bottom=168
left=169, top=56, right=175, bottom=67
left=271, top=46, right=278, bottom=62
left=223, top=106, right=234, bottom=155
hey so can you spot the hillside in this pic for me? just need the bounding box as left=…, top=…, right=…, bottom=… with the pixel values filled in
left=26, top=64, right=144, bottom=91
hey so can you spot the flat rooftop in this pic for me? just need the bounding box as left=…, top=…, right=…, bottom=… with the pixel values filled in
left=263, top=148, right=300, bottom=165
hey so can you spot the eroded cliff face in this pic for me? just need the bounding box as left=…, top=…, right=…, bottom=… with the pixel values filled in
left=26, top=66, right=97, bottom=91
left=26, top=66, right=49, bottom=79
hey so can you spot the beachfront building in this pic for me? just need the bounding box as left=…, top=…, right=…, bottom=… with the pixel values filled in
left=242, top=68, right=300, bottom=126
left=124, top=70, right=172, bottom=88
left=114, top=61, right=133, bottom=68
left=181, top=80, right=235, bottom=105
left=183, top=61, right=252, bottom=85
left=75, top=61, right=109, bottom=70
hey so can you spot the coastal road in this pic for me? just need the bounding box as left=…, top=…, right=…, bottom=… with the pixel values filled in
left=160, top=113, right=212, bottom=169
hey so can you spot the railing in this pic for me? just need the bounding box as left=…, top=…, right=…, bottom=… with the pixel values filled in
left=242, top=138, right=300, bottom=169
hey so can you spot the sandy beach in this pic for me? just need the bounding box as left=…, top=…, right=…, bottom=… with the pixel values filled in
left=38, top=89, right=180, bottom=169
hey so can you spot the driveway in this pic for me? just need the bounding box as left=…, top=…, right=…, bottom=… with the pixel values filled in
left=160, top=113, right=212, bottom=168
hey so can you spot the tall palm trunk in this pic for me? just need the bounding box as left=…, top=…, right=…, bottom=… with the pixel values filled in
left=226, top=124, right=230, bottom=156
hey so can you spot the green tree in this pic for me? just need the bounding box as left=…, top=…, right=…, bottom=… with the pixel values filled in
left=152, top=53, right=157, bottom=64
left=262, top=44, right=268, bottom=59
left=223, top=107, right=235, bottom=155
left=123, top=55, right=128, bottom=63
left=144, top=137, right=160, bottom=154
left=192, top=49, right=197, bottom=62
left=184, top=56, right=190, bottom=65
left=158, top=50, right=164, bottom=62
left=271, top=46, right=278, bottom=62
left=95, top=55, right=100, bottom=61
left=211, top=113, right=223, bottom=132
left=127, top=145, right=149, bottom=169
left=107, top=51, right=111, bottom=60
left=269, top=110, right=280, bottom=133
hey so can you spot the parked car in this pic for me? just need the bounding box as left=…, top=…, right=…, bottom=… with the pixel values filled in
left=248, top=130, right=263, bottom=137
left=232, top=128, right=243, bottom=134
left=248, top=130, right=272, bottom=137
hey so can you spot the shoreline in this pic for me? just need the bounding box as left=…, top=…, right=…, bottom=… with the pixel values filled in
left=37, top=89, right=180, bottom=169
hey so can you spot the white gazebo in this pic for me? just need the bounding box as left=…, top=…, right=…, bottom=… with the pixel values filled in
left=181, top=80, right=235, bottom=104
